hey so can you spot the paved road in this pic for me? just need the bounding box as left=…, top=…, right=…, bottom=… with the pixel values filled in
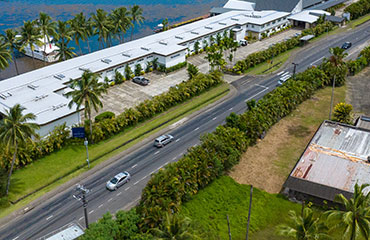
left=1, top=22, right=369, bottom=240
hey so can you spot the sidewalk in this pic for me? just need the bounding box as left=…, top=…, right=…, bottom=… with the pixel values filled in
left=93, top=29, right=301, bottom=118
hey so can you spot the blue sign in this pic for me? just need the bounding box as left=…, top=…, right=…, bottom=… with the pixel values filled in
left=72, top=127, right=85, bottom=138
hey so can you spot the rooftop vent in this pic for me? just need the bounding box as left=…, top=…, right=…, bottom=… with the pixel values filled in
left=190, top=31, right=199, bottom=35
left=0, top=92, right=13, bottom=99
left=219, top=22, right=227, bottom=25
left=205, top=26, right=213, bottom=30
left=52, top=103, right=67, bottom=111
left=231, top=17, right=239, bottom=21
left=141, top=47, right=150, bottom=51
left=175, top=36, right=184, bottom=40
left=34, top=94, right=48, bottom=102
left=0, top=93, right=7, bottom=100
left=101, top=59, right=112, bottom=64
left=159, top=40, right=168, bottom=45
left=122, top=53, right=131, bottom=57
left=27, top=84, right=39, bottom=90
left=54, top=74, right=65, bottom=80
left=79, top=67, right=89, bottom=72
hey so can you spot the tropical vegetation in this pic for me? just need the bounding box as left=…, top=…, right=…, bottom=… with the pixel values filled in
left=332, top=102, right=353, bottom=124
left=344, top=0, right=370, bottom=20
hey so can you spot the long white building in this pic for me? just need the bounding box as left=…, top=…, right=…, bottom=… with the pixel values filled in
left=0, top=10, right=292, bottom=136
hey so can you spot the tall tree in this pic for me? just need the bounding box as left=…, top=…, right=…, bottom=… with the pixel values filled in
left=37, top=12, right=56, bottom=64
left=0, top=36, right=12, bottom=71
left=327, top=47, right=348, bottom=120
left=325, top=183, right=370, bottom=240
left=91, top=9, right=111, bottom=49
left=151, top=213, right=199, bottom=240
left=54, top=20, right=75, bottom=61
left=129, top=5, right=144, bottom=41
left=277, top=207, right=330, bottom=240
left=111, top=7, right=132, bottom=44
left=0, top=104, right=39, bottom=195
left=69, top=13, right=87, bottom=55
left=18, top=20, right=43, bottom=69
left=66, top=70, right=107, bottom=142
left=1, top=29, right=20, bottom=74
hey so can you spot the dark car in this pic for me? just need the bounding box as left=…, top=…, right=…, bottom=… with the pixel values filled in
left=341, top=42, right=352, bottom=49
left=132, top=76, right=150, bottom=86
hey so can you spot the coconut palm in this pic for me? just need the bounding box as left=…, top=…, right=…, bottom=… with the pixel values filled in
left=277, top=207, right=330, bottom=240
left=18, top=20, right=43, bottom=69
left=0, top=104, right=39, bottom=195
left=111, top=7, right=132, bottom=44
left=0, top=35, right=12, bottom=71
left=129, top=5, right=144, bottom=41
left=1, top=29, right=21, bottom=74
left=37, top=12, right=56, bottom=64
left=327, top=47, right=348, bottom=120
left=91, top=9, right=111, bottom=49
left=325, top=183, right=370, bottom=240
left=151, top=212, right=199, bottom=240
left=69, top=13, right=87, bottom=55
left=54, top=20, right=75, bottom=61
left=65, top=70, right=107, bottom=142
left=85, top=17, right=94, bottom=53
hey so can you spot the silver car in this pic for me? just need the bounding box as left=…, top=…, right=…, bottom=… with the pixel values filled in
left=154, top=134, right=174, bottom=148
left=106, top=171, right=131, bottom=191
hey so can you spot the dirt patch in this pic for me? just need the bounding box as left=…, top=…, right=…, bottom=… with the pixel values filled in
left=346, top=67, right=370, bottom=116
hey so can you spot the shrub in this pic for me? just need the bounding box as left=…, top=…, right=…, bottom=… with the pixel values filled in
left=114, top=71, right=125, bottom=84
left=187, top=63, right=199, bottom=79
left=333, top=102, right=353, bottom=124
left=125, top=65, right=133, bottom=80
left=166, top=62, right=187, bottom=73
left=95, top=111, right=115, bottom=122
left=344, top=0, right=370, bottom=20
left=134, top=64, right=143, bottom=76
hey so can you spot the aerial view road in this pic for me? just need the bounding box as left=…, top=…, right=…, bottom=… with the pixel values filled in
left=1, top=21, right=369, bottom=240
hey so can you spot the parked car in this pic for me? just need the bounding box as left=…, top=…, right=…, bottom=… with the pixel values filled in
left=341, top=42, right=352, bottom=49
left=132, top=76, right=150, bottom=86
left=154, top=134, right=174, bottom=148
left=106, top=171, right=131, bottom=191
left=239, top=39, right=248, bottom=46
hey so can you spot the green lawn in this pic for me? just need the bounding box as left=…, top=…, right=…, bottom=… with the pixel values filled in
left=181, top=176, right=301, bottom=240
left=0, top=83, right=229, bottom=219
left=350, top=14, right=370, bottom=28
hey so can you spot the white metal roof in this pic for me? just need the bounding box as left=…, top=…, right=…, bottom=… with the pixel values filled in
left=288, top=10, right=329, bottom=24
left=223, top=0, right=256, bottom=11
left=0, top=10, right=289, bottom=128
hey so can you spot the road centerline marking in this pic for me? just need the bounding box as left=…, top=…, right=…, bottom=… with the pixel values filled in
left=212, top=117, right=217, bottom=120
left=131, top=164, right=138, bottom=169
left=89, top=210, right=94, bottom=214
left=116, top=192, right=122, bottom=196
left=175, top=138, right=180, bottom=142
left=154, top=151, right=160, bottom=155
left=46, top=215, right=53, bottom=221
left=229, top=107, right=233, bottom=111
left=194, top=127, right=200, bottom=131
left=98, top=204, right=103, bottom=208
left=12, top=236, right=20, bottom=240
left=245, top=88, right=269, bottom=102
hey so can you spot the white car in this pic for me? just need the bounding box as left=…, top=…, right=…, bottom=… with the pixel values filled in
left=106, top=171, right=131, bottom=191
left=154, top=134, right=174, bottom=148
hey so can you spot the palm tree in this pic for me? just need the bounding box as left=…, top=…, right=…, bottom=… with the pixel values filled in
left=91, top=9, right=111, bottom=49
left=18, top=20, right=43, bottom=69
left=162, top=18, right=169, bottom=31
left=0, top=104, right=39, bottom=195
left=325, top=183, right=370, bottom=240
left=277, top=207, right=330, bottom=240
left=37, top=12, right=56, bottom=64
left=86, top=17, right=95, bottom=53
left=54, top=20, right=75, bottom=61
left=66, top=70, right=107, bottom=142
left=327, top=47, right=347, bottom=120
left=1, top=29, right=21, bottom=74
left=69, top=13, right=88, bottom=55
left=0, top=36, right=12, bottom=71
left=111, top=7, right=132, bottom=44
left=151, top=212, right=199, bottom=240
left=129, top=5, right=144, bottom=41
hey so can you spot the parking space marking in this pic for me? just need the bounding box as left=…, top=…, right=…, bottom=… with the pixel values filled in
left=116, top=192, right=122, bottom=196
left=89, top=210, right=94, bottom=214
left=154, top=151, right=160, bottom=155
left=98, top=204, right=103, bottom=208
left=46, top=215, right=53, bottom=221
left=131, top=164, right=138, bottom=169
left=175, top=138, right=180, bottom=142
left=212, top=117, right=217, bottom=120
left=194, top=127, right=200, bottom=131
left=125, top=186, right=130, bottom=191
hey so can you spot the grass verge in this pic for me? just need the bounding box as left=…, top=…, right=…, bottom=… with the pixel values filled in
left=181, top=176, right=301, bottom=240
left=0, top=83, right=230, bottom=219
left=349, top=14, right=370, bottom=28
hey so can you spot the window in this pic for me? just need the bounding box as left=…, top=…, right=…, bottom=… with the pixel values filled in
left=106, top=69, right=114, bottom=73
left=137, top=58, right=144, bottom=62
left=147, top=55, right=153, bottom=59
left=251, top=24, right=254, bottom=28
left=171, top=53, right=180, bottom=59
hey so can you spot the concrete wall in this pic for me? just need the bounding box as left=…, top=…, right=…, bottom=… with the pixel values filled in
left=165, top=51, right=186, bottom=67
left=37, top=111, right=80, bottom=137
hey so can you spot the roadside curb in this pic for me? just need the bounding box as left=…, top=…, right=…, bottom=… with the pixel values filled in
left=0, top=82, right=238, bottom=228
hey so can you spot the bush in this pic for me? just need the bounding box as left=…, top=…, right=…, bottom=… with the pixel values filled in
left=134, top=64, right=143, bottom=76
left=114, top=71, right=125, bottom=84
left=344, top=0, right=370, bottom=20
left=125, top=65, right=133, bottom=80
left=333, top=102, right=353, bottom=124
left=95, top=111, right=115, bottom=122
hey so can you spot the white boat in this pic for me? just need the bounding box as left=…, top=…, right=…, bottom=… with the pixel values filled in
left=18, top=35, right=60, bottom=63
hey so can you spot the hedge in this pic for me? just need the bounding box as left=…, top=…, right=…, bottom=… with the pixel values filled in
left=344, top=0, right=370, bottom=20
left=95, top=111, right=115, bottom=122
left=157, top=62, right=187, bottom=73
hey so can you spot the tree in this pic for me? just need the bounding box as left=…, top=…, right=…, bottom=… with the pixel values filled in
left=69, top=13, right=88, bottom=55
left=111, top=7, right=132, bottom=44
left=325, top=184, right=370, bottom=240
left=332, top=102, right=353, bottom=124
left=0, top=104, right=39, bottom=195
left=1, top=29, right=20, bottom=74
left=0, top=36, right=12, bottom=71
left=37, top=12, right=56, bottom=64
left=54, top=20, right=76, bottom=61
left=187, top=63, right=199, bottom=79
left=18, top=20, right=42, bottom=68
left=277, top=207, right=330, bottom=240
left=91, top=9, right=112, bottom=49
left=130, top=5, right=144, bottom=41
left=326, top=47, right=348, bottom=120
left=151, top=212, right=199, bottom=240
left=162, top=18, right=169, bottom=31
left=66, top=70, right=107, bottom=142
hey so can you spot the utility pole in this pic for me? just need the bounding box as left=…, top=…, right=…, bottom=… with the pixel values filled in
left=245, top=185, right=253, bottom=240
left=329, top=75, right=336, bottom=120
left=73, top=184, right=90, bottom=229
left=84, top=138, right=90, bottom=168
left=292, top=62, right=298, bottom=79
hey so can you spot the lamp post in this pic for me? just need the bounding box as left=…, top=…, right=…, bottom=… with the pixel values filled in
left=292, top=62, right=298, bottom=79
left=73, top=185, right=90, bottom=229
left=84, top=138, right=90, bottom=168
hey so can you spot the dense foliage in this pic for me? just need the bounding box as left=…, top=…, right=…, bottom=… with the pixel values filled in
left=157, top=61, right=187, bottom=73
left=332, top=102, right=353, bottom=124
left=344, top=0, right=370, bottom=20
left=95, top=111, right=116, bottom=122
